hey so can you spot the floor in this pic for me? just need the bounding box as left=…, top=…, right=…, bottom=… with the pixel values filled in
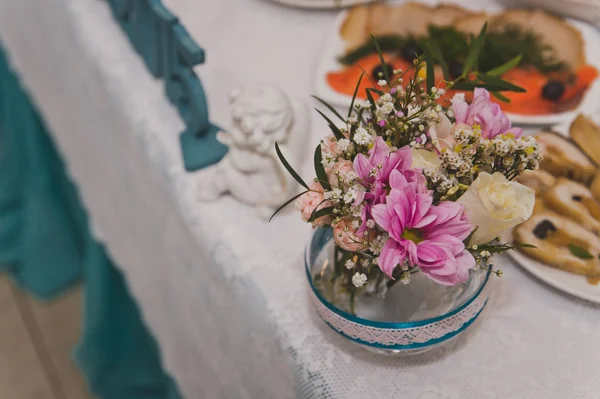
left=0, top=275, right=93, bottom=399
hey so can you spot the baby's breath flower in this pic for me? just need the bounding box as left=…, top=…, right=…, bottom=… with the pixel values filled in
left=345, top=259, right=356, bottom=269
left=336, top=138, right=351, bottom=152
left=352, top=272, right=368, bottom=287
left=353, top=127, right=374, bottom=146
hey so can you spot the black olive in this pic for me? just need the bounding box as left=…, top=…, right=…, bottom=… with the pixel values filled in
left=371, top=64, right=393, bottom=82
left=542, top=80, right=566, bottom=101
left=572, top=195, right=583, bottom=202
left=402, top=41, right=423, bottom=62
left=533, top=220, right=557, bottom=240
left=449, top=61, right=464, bottom=80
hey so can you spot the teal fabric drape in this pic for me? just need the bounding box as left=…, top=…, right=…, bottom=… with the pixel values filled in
left=0, top=45, right=182, bottom=399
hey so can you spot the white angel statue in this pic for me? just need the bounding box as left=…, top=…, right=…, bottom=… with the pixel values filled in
left=196, top=84, right=309, bottom=218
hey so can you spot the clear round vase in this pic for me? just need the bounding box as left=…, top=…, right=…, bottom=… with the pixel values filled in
left=305, top=228, right=491, bottom=356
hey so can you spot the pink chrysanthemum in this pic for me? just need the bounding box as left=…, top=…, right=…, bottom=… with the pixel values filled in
left=372, top=170, right=475, bottom=285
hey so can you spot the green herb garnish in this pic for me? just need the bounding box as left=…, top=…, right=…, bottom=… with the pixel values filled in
left=568, top=244, right=594, bottom=260
left=338, top=24, right=568, bottom=75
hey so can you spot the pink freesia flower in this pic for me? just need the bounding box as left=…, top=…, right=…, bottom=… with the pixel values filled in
left=452, top=88, right=523, bottom=139
left=295, top=182, right=332, bottom=228
left=372, top=170, right=475, bottom=285
left=352, top=137, right=426, bottom=233
left=328, top=160, right=355, bottom=188
left=333, top=218, right=368, bottom=252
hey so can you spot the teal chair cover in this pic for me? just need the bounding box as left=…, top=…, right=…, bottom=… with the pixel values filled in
left=0, top=46, right=182, bottom=399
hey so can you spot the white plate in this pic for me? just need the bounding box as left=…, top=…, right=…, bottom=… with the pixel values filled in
left=314, top=0, right=600, bottom=125
left=503, top=117, right=600, bottom=304
left=267, top=0, right=376, bottom=9
left=506, top=242, right=600, bottom=304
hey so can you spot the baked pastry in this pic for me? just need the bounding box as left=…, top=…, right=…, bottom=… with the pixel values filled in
left=429, top=4, right=471, bottom=28
left=544, top=178, right=600, bottom=235
left=514, top=209, right=600, bottom=277
left=536, top=131, right=596, bottom=185
left=453, top=12, right=490, bottom=36
left=341, top=3, right=472, bottom=51
left=515, top=169, right=556, bottom=196
left=569, top=114, right=600, bottom=166
left=591, top=173, right=600, bottom=203
left=490, top=9, right=585, bottom=70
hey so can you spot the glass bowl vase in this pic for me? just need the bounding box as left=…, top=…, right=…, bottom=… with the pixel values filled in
left=305, top=228, right=491, bottom=356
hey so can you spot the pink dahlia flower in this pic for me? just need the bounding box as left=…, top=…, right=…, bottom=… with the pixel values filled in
left=452, top=88, right=523, bottom=139
left=352, top=137, right=426, bottom=233
left=372, top=170, right=475, bottom=285
left=295, top=182, right=332, bottom=228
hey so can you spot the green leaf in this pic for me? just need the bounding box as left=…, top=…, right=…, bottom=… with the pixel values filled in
left=365, top=89, right=377, bottom=113
left=425, top=39, right=449, bottom=81
left=312, top=95, right=345, bottom=122
left=366, top=88, right=384, bottom=96
left=348, top=72, right=365, bottom=118
left=426, top=50, right=435, bottom=94
left=269, top=190, right=308, bottom=222
left=486, top=55, right=522, bottom=77
left=370, top=34, right=391, bottom=83
left=275, top=142, right=308, bottom=189
left=463, top=22, right=487, bottom=76
left=568, top=244, right=594, bottom=260
left=315, top=109, right=345, bottom=140
left=479, top=74, right=527, bottom=92
left=491, top=91, right=511, bottom=103
left=518, top=243, right=537, bottom=249
left=314, top=144, right=332, bottom=192
left=308, top=206, right=336, bottom=223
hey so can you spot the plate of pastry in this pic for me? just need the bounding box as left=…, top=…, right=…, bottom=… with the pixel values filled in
left=505, top=114, right=600, bottom=303
left=315, top=1, right=600, bottom=125
left=267, top=0, right=376, bottom=9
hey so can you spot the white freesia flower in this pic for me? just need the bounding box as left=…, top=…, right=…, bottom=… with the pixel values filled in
left=428, top=112, right=454, bottom=150
left=411, top=149, right=441, bottom=171
left=457, top=172, right=535, bottom=245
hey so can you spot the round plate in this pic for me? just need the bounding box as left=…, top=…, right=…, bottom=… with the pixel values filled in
left=267, top=0, right=377, bottom=9
left=506, top=248, right=600, bottom=304
left=314, top=1, right=600, bottom=125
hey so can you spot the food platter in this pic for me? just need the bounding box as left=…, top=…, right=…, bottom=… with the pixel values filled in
left=504, top=116, right=600, bottom=304
left=267, top=0, right=376, bottom=9
left=314, top=0, right=600, bottom=125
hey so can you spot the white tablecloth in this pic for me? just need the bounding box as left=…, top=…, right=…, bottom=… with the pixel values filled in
left=1, top=0, right=600, bottom=398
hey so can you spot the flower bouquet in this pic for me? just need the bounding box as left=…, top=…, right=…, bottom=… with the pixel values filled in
left=273, top=27, right=541, bottom=352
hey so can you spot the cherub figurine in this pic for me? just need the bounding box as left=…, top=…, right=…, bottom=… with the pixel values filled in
left=196, top=84, right=308, bottom=218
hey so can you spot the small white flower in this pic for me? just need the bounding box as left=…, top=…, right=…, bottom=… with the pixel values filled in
left=377, top=79, right=387, bottom=87
left=480, top=250, right=491, bottom=257
left=380, top=93, right=393, bottom=103
left=351, top=219, right=361, bottom=230
left=353, top=127, right=374, bottom=146
left=348, top=115, right=358, bottom=124
left=324, top=188, right=342, bottom=201
left=431, top=87, right=438, bottom=94
left=321, top=157, right=335, bottom=169
left=361, top=258, right=370, bottom=267
left=343, top=189, right=357, bottom=204
left=400, top=272, right=411, bottom=285
left=345, top=259, right=356, bottom=269
left=336, top=138, right=351, bottom=152
left=437, top=88, right=446, bottom=96
left=366, top=219, right=375, bottom=228
left=352, top=272, right=368, bottom=287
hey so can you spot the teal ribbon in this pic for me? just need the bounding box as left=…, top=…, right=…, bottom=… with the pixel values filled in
left=305, top=228, right=491, bottom=346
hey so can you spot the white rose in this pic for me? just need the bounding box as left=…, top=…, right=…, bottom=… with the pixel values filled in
left=457, top=172, right=535, bottom=245
left=411, top=149, right=441, bottom=171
